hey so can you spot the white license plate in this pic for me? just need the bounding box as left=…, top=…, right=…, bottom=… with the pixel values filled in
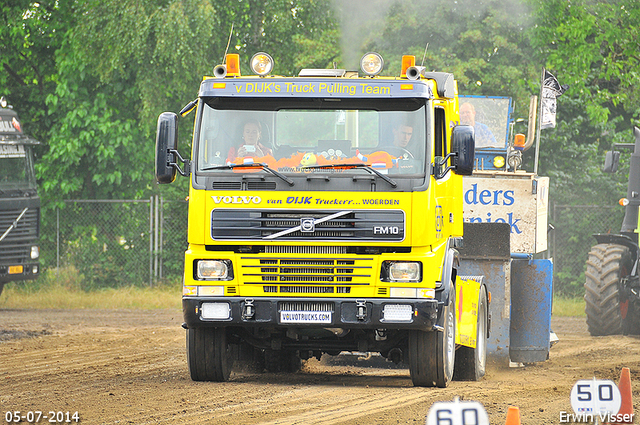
left=280, top=310, right=332, bottom=324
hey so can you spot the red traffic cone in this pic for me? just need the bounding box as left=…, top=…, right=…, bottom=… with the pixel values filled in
left=611, top=367, right=633, bottom=424
left=505, top=405, right=521, bottom=425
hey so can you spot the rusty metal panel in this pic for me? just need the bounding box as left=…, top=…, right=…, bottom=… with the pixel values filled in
left=458, top=222, right=511, bottom=260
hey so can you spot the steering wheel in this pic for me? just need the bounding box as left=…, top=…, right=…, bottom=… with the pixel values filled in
left=390, top=147, right=414, bottom=159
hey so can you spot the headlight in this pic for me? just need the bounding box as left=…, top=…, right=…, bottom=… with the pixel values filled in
left=381, top=261, right=422, bottom=282
left=250, top=52, right=274, bottom=76
left=389, top=262, right=421, bottom=282
left=493, top=156, right=505, bottom=168
left=31, top=246, right=39, bottom=259
left=196, top=260, right=232, bottom=280
left=360, top=52, right=384, bottom=76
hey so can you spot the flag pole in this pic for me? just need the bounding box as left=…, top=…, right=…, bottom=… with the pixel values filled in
left=533, top=67, right=545, bottom=176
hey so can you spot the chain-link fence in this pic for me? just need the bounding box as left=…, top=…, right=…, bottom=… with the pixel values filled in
left=550, top=204, right=624, bottom=296
left=38, top=198, right=624, bottom=295
left=40, top=197, right=187, bottom=289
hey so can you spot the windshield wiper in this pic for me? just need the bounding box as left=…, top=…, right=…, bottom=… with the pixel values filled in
left=202, top=162, right=294, bottom=186
left=301, top=163, right=397, bottom=188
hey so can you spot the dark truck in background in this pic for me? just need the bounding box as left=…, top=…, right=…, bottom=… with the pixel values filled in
left=0, top=97, right=40, bottom=295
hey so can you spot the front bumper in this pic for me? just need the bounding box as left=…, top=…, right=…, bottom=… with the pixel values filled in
left=183, top=296, right=441, bottom=331
left=0, top=262, right=39, bottom=283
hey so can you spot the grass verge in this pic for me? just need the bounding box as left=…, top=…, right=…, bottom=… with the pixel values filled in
left=552, top=295, right=585, bottom=317
left=0, top=267, right=181, bottom=310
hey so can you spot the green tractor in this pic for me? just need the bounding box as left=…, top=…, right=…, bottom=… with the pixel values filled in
left=584, top=126, right=640, bottom=336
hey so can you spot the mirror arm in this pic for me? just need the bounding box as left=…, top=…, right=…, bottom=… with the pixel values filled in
left=434, top=152, right=458, bottom=179
left=168, top=148, right=190, bottom=176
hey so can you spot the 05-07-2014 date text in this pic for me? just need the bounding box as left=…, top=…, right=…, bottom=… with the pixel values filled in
left=4, top=411, right=80, bottom=423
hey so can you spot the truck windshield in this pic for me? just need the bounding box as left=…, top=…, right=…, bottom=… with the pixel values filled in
left=0, top=145, right=36, bottom=190
left=196, top=98, right=427, bottom=177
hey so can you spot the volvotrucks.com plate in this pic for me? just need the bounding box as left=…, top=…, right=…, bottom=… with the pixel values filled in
left=280, top=311, right=332, bottom=324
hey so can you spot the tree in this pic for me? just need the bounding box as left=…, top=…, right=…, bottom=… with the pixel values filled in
left=0, top=1, right=73, bottom=143
left=528, top=0, right=640, bottom=205
left=366, top=0, right=538, bottom=114
left=29, top=0, right=340, bottom=202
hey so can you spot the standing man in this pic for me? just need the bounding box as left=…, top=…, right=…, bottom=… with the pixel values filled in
left=460, top=102, right=497, bottom=148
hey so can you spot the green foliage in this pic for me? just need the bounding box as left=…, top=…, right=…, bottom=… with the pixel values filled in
left=531, top=0, right=640, bottom=126
left=366, top=0, right=538, bottom=114
left=2, top=0, right=640, bottom=299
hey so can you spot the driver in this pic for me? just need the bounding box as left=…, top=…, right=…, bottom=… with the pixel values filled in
left=392, top=123, right=413, bottom=150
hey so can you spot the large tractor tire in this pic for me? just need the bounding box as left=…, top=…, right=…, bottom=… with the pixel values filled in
left=453, top=288, right=488, bottom=381
left=584, top=244, right=632, bottom=336
left=186, top=327, right=233, bottom=381
left=408, top=292, right=455, bottom=387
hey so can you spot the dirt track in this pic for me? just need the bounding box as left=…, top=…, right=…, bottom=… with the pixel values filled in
left=1, top=309, right=638, bottom=425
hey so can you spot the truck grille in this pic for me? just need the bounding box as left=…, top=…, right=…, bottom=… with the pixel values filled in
left=240, top=256, right=374, bottom=285
left=0, top=208, right=39, bottom=264
left=279, top=301, right=335, bottom=312
left=212, top=209, right=404, bottom=242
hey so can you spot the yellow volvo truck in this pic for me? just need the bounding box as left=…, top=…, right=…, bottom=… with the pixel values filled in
left=155, top=52, right=488, bottom=387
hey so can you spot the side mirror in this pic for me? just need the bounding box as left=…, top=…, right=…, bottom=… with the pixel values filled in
left=603, top=150, right=620, bottom=173
left=451, top=125, right=475, bottom=176
left=155, top=112, right=178, bottom=184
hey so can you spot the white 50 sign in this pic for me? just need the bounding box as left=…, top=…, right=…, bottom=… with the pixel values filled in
left=570, top=378, right=621, bottom=416
left=426, top=398, right=489, bottom=425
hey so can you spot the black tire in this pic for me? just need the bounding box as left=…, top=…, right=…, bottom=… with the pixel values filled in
left=264, top=349, right=302, bottom=373
left=584, top=244, right=632, bottom=336
left=453, top=288, right=487, bottom=381
left=408, top=293, right=455, bottom=387
left=186, top=327, right=233, bottom=381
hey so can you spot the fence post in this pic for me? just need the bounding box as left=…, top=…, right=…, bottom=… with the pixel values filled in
left=149, top=196, right=153, bottom=287
left=56, top=206, right=60, bottom=283
left=154, top=194, right=159, bottom=285
left=551, top=203, right=556, bottom=262
left=159, top=195, right=164, bottom=280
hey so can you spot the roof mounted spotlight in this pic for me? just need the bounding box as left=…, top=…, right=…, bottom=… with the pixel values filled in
left=360, top=52, right=384, bottom=76
left=250, top=52, right=274, bottom=76
left=0, top=97, right=7, bottom=108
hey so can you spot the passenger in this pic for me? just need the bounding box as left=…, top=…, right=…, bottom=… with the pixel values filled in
left=228, top=120, right=272, bottom=160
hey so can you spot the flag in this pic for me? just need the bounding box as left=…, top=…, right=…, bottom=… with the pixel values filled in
left=540, top=69, right=568, bottom=130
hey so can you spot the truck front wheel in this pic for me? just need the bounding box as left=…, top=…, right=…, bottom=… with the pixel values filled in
left=408, top=295, right=455, bottom=387
left=186, top=327, right=233, bottom=381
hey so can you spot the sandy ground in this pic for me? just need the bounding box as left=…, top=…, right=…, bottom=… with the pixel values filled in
left=1, top=309, right=638, bottom=425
